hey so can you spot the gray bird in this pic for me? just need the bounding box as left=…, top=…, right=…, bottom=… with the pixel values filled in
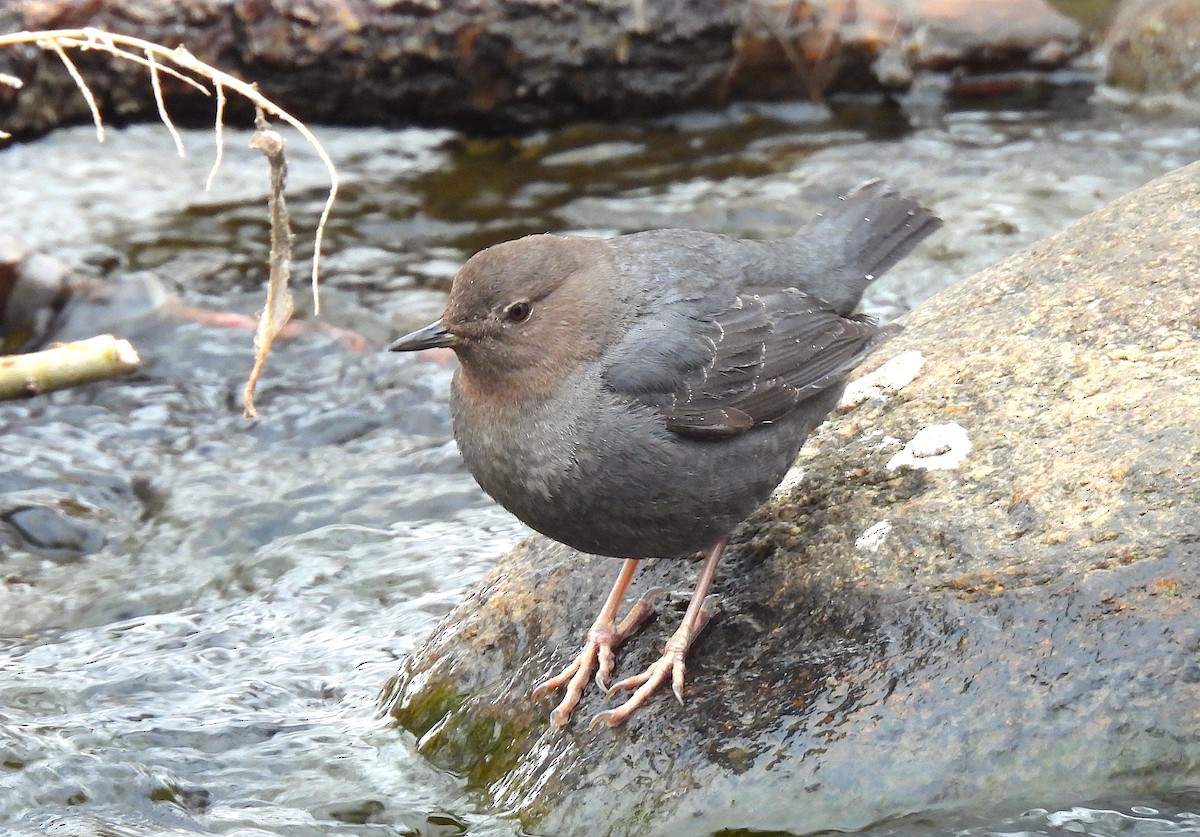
left=389, top=180, right=941, bottom=728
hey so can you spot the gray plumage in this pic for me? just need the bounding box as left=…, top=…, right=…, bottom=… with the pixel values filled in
left=390, top=179, right=942, bottom=727
left=397, top=179, right=942, bottom=560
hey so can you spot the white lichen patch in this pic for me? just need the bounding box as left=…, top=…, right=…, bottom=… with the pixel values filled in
left=772, top=464, right=806, bottom=497
left=855, top=520, right=892, bottom=551
left=887, top=422, right=972, bottom=471
left=840, top=350, right=926, bottom=408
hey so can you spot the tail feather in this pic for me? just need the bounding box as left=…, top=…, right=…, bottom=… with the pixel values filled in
left=788, top=179, right=943, bottom=316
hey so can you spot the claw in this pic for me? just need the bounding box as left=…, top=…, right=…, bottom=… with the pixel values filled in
left=532, top=559, right=657, bottom=726
left=533, top=646, right=598, bottom=728
left=535, top=538, right=727, bottom=728
left=595, top=641, right=616, bottom=691
left=531, top=656, right=582, bottom=703
left=593, top=649, right=681, bottom=726
left=591, top=562, right=720, bottom=726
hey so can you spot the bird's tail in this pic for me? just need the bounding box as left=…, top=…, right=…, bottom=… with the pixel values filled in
left=790, top=179, right=943, bottom=316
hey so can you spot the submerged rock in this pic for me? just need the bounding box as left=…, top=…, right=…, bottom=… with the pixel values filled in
left=0, top=234, right=73, bottom=352
left=382, top=160, right=1200, bottom=836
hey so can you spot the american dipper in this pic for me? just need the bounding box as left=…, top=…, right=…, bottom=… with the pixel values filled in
left=389, top=179, right=941, bottom=728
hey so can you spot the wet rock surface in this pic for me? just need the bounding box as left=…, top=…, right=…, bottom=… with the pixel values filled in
left=0, top=0, right=1085, bottom=136
left=383, top=161, right=1200, bottom=836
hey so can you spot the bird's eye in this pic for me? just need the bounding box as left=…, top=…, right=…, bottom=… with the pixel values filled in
left=503, top=301, right=532, bottom=323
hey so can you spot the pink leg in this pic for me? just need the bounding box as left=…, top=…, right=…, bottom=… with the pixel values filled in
left=589, top=537, right=727, bottom=729
left=531, top=558, right=660, bottom=728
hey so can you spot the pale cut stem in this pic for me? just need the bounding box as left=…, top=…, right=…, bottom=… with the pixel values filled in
left=0, top=335, right=140, bottom=399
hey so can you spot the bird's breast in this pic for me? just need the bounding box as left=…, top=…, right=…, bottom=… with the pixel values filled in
left=447, top=365, right=803, bottom=558
left=449, top=369, right=581, bottom=507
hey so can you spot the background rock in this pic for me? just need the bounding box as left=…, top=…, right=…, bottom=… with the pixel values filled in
left=0, top=0, right=1083, bottom=136
left=1103, top=0, right=1200, bottom=99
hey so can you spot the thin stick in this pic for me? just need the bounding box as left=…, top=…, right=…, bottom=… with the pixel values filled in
left=42, top=38, right=104, bottom=142
left=243, top=112, right=296, bottom=418
left=73, top=36, right=211, bottom=95
left=206, top=82, right=228, bottom=191
left=146, top=48, right=185, bottom=157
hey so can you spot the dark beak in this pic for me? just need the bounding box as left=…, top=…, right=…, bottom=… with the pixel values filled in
left=388, top=320, right=458, bottom=352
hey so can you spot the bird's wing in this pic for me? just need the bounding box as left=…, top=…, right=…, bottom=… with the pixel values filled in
left=602, top=287, right=889, bottom=439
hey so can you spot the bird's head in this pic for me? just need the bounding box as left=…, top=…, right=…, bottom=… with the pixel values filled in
left=389, top=234, right=623, bottom=399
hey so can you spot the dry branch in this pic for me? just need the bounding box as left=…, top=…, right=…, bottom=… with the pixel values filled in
left=0, top=27, right=341, bottom=409
left=0, top=29, right=338, bottom=289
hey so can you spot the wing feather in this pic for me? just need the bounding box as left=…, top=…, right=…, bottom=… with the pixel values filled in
left=604, top=287, right=892, bottom=440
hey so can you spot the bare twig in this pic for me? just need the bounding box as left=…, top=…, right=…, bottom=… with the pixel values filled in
left=42, top=37, right=105, bottom=141
left=0, top=27, right=342, bottom=408
left=72, top=33, right=210, bottom=95
left=0, top=27, right=339, bottom=309
left=206, top=82, right=228, bottom=191
left=243, top=110, right=296, bottom=418
left=146, top=48, right=185, bottom=157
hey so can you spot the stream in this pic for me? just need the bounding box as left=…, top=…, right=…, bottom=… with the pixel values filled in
left=2, top=90, right=1199, bottom=835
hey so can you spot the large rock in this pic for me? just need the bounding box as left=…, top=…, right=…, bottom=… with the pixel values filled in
left=381, top=161, right=1200, bottom=835
left=0, top=0, right=1082, bottom=136
left=1103, top=0, right=1200, bottom=98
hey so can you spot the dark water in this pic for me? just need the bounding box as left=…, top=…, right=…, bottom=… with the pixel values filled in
left=2, top=92, right=1199, bottom=835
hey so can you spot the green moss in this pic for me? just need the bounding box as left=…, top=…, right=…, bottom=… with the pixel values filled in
left=417, top=700, right=537, bottom=788
left=385, top=669, right=541, bottom=790
left=386, top=674, right=469, bottom=739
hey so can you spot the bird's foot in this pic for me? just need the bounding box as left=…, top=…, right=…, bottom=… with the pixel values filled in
left=588, top=605, right=713, bottom=729
left=532, top=588, right=664, bottom=728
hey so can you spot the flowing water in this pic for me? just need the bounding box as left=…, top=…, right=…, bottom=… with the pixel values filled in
left=1, top=89, right=1199, bottom=835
